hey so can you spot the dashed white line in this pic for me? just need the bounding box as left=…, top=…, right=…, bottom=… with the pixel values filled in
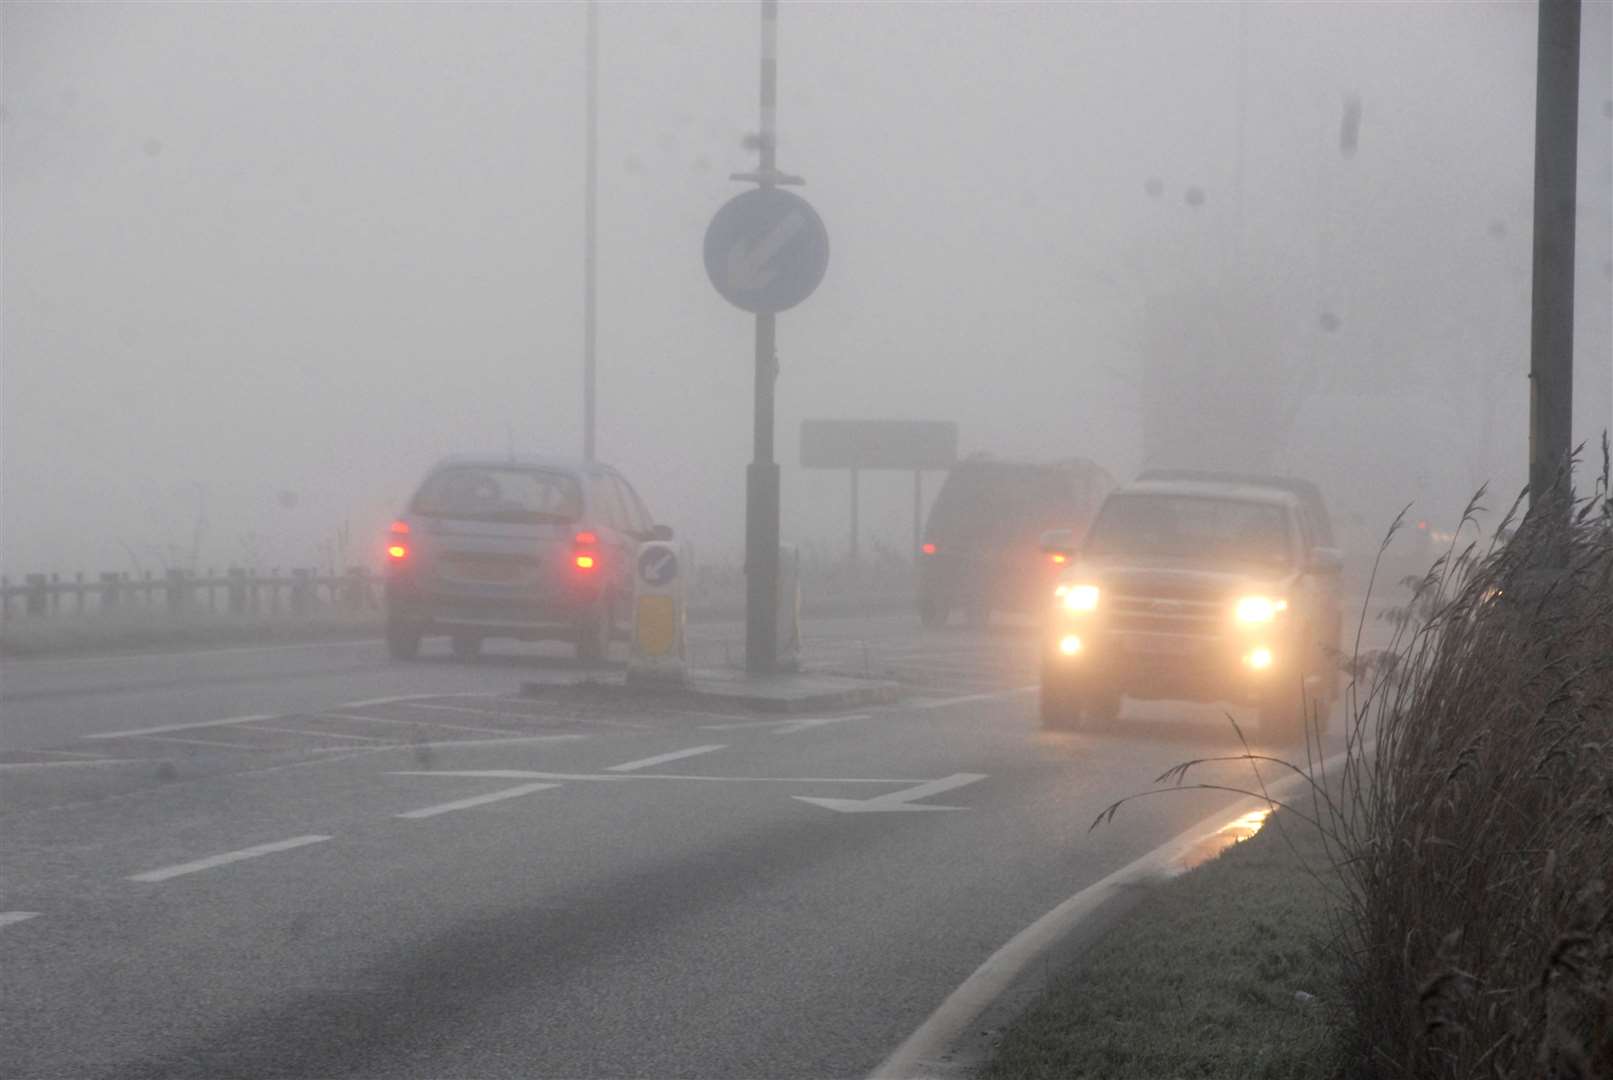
left=0, top=912, right=42, bottom=930
left=239, top=723, right=393, bottom=743
left=337, top=692, right=496, bottom=710
left=698, top=718, right=792, bottom=731
left=605, top=744, right=726, bottom=773
left=379, top=701, right=523, bottom=719
left=911, top=686, right=1037, bottom=710
left=392, top=769, right=924, bottom=785
left=395, top=782, right=560, bottom=819
left=126, top=733, right=277, bottom=751
left=317, top=711, right=525, bottom=737
left=775, top=714, right=870, bottom=734
left=127, top=835, right=332, bottom=883
left=0, top=758, right=160, bottom=770
left=83, top=714, right=275, bottom=740
left=405, top=734, right=590, bottom=751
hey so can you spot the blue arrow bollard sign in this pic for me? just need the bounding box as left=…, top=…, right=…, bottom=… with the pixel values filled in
left=638, top=546, right=679, bottom=588
left=703, top=187, right=829, bottom=314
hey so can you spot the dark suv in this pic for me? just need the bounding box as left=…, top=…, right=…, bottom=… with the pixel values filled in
left=383, top=454, right=670, bottom=662
left=918, top=455, right=1113, bottom=627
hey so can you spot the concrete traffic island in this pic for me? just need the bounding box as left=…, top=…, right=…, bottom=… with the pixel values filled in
left=518, top=667, right=901, bottom=715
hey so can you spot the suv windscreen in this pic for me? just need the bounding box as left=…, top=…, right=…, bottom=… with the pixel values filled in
left=411, top=466, right=583, bottom=524
left=1085, top=494, right=1293, bottom=568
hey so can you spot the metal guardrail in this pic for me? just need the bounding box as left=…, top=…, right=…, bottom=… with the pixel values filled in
left=0, top=568, right=384, bottom=620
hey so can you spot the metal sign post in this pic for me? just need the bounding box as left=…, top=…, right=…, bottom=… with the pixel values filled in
left=703, top=0, right=830, bottom=673
left=1527, top=0, right=1580, bottom=527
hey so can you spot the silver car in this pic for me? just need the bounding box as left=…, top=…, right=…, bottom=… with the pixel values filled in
left=382, top=454, right=671, bottom=661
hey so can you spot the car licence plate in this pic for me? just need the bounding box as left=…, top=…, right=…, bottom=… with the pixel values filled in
left=447, top=557, right=524, bottom=584
left=1125, top=634, right=1198, bottom=657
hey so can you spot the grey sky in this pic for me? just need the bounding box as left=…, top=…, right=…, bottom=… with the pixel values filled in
left=3, top=1, right=1609, bottom=576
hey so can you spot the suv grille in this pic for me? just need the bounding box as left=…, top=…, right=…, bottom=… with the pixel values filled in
left=1107, top=591, right=1226, bottom=635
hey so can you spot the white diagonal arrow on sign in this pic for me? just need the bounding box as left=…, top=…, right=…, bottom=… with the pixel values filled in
left=793, top=773, right=987, bottom=814
left=725, top=209, right=808, bottom=292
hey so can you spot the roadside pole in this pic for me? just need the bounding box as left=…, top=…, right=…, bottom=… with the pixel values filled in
left=703, top=0, right=828, bottom=673
left=745, top=0, right=782, bottom=673
left=748, top=308, right=781, bottom=672
left=583, top=0, right=599, bottom=462
left=1528, top=0, right=1580, bottom=522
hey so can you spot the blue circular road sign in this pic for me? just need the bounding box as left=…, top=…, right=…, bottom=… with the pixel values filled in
left=703, top=188, right=830, bottom=314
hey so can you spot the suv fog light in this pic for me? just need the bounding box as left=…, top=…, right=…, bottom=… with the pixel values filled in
left=1059, top=634, right=1082, bottom=656
left=1245, top=646, right=1274, bottom=670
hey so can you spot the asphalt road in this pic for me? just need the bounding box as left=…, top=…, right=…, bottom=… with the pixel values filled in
left=1, top=612, right=1367, bottom=1079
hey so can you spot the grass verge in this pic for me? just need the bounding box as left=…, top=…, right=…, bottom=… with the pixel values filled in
left=983, top=805, right=1344, bottom=1080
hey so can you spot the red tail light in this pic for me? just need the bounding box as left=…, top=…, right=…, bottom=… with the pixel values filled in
left=387, top=544, right=408, bottom=561
left=390, top=520, right=410, bottom=535
left=921, top=542, right=937, bottom=556
left=573, top=530, right=599, bottom=571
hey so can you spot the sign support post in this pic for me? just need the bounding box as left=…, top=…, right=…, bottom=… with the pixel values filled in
left=747, top=313, right=780, bottom=672
left=704, top=0, right=829, bottom=673
left=747, top=0, right=781, bottom=674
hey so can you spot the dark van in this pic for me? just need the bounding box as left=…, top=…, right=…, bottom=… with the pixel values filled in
left=917, top=455, right=1113, bottom=626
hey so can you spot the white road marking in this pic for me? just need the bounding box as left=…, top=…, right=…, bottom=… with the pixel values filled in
left=0, top=912, right=42, bottom=930
left=697, top=718, right=793, bottom=731
left=605, top=745, right=726, bottom=772
left=239, top=723, right=393, bottom=743
left=336, top=692, right=491, bottom=710
left=126, top=733, right=279, bottom=750
left=316, top=711, right=524, bottom=737
left=0, top=758, right=159, bottom=770
left=83, top=714, right=276, bottom=740
left=386, top=700, right=509, bottom=715
left=910, top=686, right=1036, bottom=710
left=795, top=773, right=987, bottom=813
left=775, top=714, right=870, bottom=734
left=404, top=734, right=589, bottom=750
left=128, top=835, right=332, bottom=883
left=390, top=769, right=924, bottom=785
left=396, top=782, right=559, bottom=819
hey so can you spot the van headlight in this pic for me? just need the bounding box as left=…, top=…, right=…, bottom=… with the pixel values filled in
left=1234, top=596, right=1287, bottom=624
left=1061, top=584, right=1100, bottom=613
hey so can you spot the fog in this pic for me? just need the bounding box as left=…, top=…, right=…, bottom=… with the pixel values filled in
left=3, top=1, right=1609, bottom=578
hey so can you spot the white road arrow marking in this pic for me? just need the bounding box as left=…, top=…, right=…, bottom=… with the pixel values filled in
left=793, top=772, right=987, bottom=814
left=726, top=209, right=808, bottom=292
left=774, top=713, right=869, bottom=734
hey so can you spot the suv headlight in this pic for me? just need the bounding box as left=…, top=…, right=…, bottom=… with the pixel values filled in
left=1234, top=595, right=1287, bottom=624
left=1061, top=584, right=1100, bottom=613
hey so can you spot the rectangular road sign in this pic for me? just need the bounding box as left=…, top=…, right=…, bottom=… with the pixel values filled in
left=799, top=420, right=958, bottom=471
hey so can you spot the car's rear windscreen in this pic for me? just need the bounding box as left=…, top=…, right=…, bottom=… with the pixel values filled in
left=411, top=467, right=582, bottom=524
left=1085, top=494, right=1293, bottom=567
